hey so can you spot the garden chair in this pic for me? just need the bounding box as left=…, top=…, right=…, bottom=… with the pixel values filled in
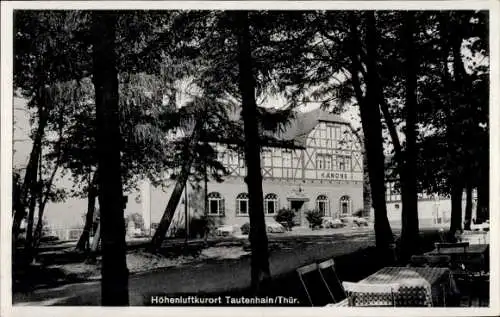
left=425, top=255, right=451, bottom=268
left=296, top=263, right=332, bottom=306
left=434, top=242, right=469, bottom=253
left=438, top=229, right=447, bottom=243
left=452, top=255, right=489, bottom=306
left=317, top=259, right=346, bottom=304
left=342, top=282, right=400, bottom=307
left=409, top=255, right=429, bottom=267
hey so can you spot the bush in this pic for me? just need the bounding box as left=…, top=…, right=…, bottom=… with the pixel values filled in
left=174, top=228, right=187, bottom=238
left=190, top=217, right=210, bottom=238
left=274, top=208, right=296, bottom=231
left=240, top=222, right=251, bottom=235
left=305, top=210, right=323, bottom=229
left=353, top=208, right=364, bottom=218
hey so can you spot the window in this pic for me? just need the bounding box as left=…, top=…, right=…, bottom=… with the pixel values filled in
left=228, top=152, right=238, bottom=166
left=264, top=193, right=278, bottom=215
left=316, top=154, right=334, bottom=170
left=262, top=149, right=272, bottom=166
left=316, top=195, right=329, bottom=217
left=335, top=127, right=341, bottom=140
left=236, top=193, right=249, bottom=215
left=340, top=195, right=351, bottom=215
left=338, top=155, right=351, bottom=171
left=208, top=192, right=225, bottom=216
left=316, top=154, right=324, bottom=169
left=238, top=154, right=246, bottom=168
left=325, top=155, right=332, bottom=170
left=283, top=150, right=292, bottom=168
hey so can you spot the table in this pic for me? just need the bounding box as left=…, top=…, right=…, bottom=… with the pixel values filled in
left=425, top=244, right=489, bottom=271
left=425, top=244, right=489, bottom=256
left=359, top=267, right=459, bottom=306
left=460, top=231, right=489, bottom=245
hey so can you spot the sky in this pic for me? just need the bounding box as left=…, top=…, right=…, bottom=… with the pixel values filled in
left=12, top=93, right=362, bottom=169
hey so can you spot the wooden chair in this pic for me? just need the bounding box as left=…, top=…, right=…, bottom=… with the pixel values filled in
left=296, top=263, right=332, bottom=306
left=435, top=242, right=469, bottom=253
left=342, top=282, right=400, bottom=307
left=317, top=259, right=346, bottom=304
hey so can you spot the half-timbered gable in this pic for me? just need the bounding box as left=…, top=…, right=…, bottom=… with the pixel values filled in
left=303, top=121, right=363, bottom=183
left=210, top=107, right=363, bottom=184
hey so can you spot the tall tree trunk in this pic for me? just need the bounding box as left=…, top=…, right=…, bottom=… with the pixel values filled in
left=464, top=180, right=473, bottom=230
left=33, top=159, right=62, bottom=250
left=349, top=12, right=394, bottom=251
left=439, top=14, right=464, bottom=236
left=362, top=150, right=372, bottom=217
left=24, top=150, right=42, bottom=254
left=235, top=10, right=271, bottom=294
left=76, top=171, right=99, bottom=252
left=400, top=11, right=420, bottom=261
left=150, top=120, right=203, bottom=251
left=449, top=180, right=463, bottom=237
left=477, top=170, right=489, bottom=221
left=92, top=11, right=128, bottom=306
left=12, top=88, right=48, bottom=243
left=34, top=103, right=66, bottom=250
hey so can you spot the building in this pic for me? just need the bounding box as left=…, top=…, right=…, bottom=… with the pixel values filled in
left=135, top=107, right=365, bottom=234
left=385, top=181, right=477, bottom=229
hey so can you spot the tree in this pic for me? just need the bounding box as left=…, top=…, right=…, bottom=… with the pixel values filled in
left=13, top=10, right=92, bottom=252
left=250, top=11, right=395, bottom=250
left=91, top=11, right=128, bottom=305
left=353, top=12, right=394, bottom=250
left=399, top=11, right=420, bottom=261
left=413, top=11, right=488, bottom=236
left=75, top=171, right=98, bottom=251
left=149, top=116, right=203, bottom=250
left=233, top=10, right=271, bottom=293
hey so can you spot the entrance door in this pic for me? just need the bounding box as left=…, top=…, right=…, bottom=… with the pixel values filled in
left=291, top=200, right=304, bottom=226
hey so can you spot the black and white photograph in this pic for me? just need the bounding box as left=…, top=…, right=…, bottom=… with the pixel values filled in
left=1, top=1, right=498, bottom=316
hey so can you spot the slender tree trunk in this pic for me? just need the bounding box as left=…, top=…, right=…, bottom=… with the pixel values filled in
left=235, top=10, right=271, bottom=294
left=439, top=14, right=463, bottom=237
left=449, top=180, right=463, bottom=237
left=12, top=88, right=48, bottom=243
left=400, top=11, right=420, bottom=261
left=477, top=172, right=488, bottom=221
left=86, top=221, right=101, bottom=263
left=150, top=120, right=203, bottom=251
left=464, top=181, right=473, bottom=230
left=76, top=171, right=99, bottom=252
left=92, top=11, right=128, bottom=306
left=349, top=12, right=394, bottom=250
left=203, top=151, right=209, bottom=241
left=33, top=160, right=62, bottom=250
left=362, top=150, right=372, bottom=217
left=25, top=150, right=42, bottom=254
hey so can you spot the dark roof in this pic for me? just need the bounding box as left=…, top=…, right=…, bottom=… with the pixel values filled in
left=205, top=106, right=354, bottom=149
left=271, top=107, right=350, bottom=147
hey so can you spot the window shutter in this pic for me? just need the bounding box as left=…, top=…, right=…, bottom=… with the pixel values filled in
left=220, top=198, right=225, bottom=216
